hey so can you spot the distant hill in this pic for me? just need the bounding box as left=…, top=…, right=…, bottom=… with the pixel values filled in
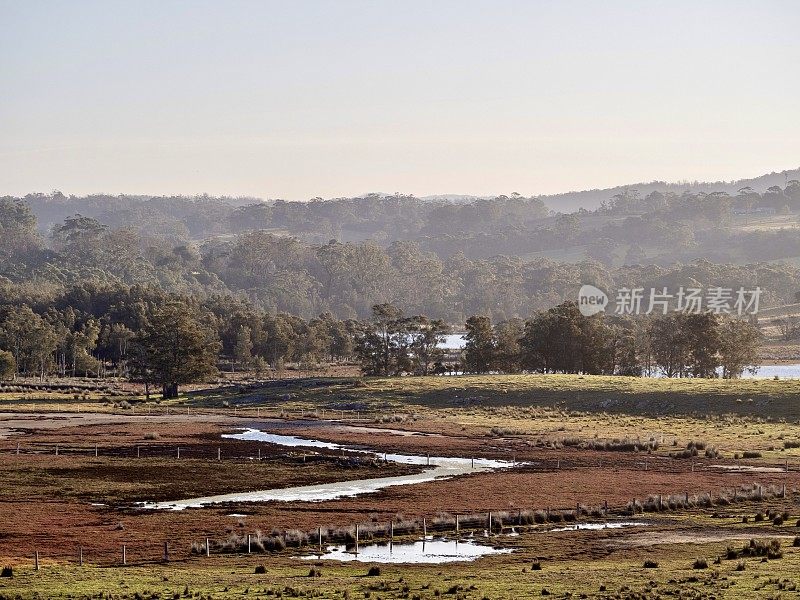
left=416, top=167, right=800, bottom=213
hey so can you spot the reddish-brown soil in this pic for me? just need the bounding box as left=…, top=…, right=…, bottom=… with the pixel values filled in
left=2, top=413, right=799, bottom=566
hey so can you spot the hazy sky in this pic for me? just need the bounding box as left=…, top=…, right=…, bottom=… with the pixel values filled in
left=1, top=0, right=799, bottom=200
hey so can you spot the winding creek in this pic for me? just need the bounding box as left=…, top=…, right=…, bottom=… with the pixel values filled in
left=147, top=428, right=513, bottom=510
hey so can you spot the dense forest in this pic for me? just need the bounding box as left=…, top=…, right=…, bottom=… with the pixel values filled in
left=4, top=183, right=800, bottom=322
left=2, top=182, right=783, bottom=389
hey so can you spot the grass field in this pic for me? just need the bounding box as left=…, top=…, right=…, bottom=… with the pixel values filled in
left=3, top=373, right=800, bottom=598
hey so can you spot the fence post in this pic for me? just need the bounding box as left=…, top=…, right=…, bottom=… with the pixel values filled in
left=55, top=445, right=59, bottom=456
left=471, top=457, right=474, bottom=468
left=258, top=448, right=262, bottom=460
left=319, top=527, right=323, bottom=551
left=455, top=515, right=459, bottom=535
left=95, top=445, right=98, bottom=457
left=390, top=521, right=394, bottom=542
left=122, top=544, right=126, bottom=565
left=423, top=517, right=427, bottom=539
left=603, top=500, right=608, bottom=516
left=576, top=502, right=580, bottom=517
left=782, top=483, right=786, bottom=498
left=137, top=445, right=140, bottom=458
left=217, top=448, right=221, bottom=461
left=488, top=512, right=492, bottom=536
left=247, top=534, right=252, bottom=553
left=35, top=550, right=39, bottom=571
left=164, top=542, right=169, bottom=562
left=79, top=546, right=83, bottom=566
left=557, top=459, right=560, bottom=469
left=355, top=525, right=359, bottom=554
left=16, top=442, right=19, bottom=455
left=426, top=453, right=430, bottom=466
left=518, top=508, right=522, bottom=526
left=206, top=537, right=210, bottom=557
left=177, top=447, right=180, bottom=459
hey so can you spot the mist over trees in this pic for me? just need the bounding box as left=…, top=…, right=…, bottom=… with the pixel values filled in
left=0, top=175, right=794, bottom=386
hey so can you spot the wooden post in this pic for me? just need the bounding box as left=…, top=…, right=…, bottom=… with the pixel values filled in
left=488, top=512, right=492, bottom=536
left=258, top=448, right=262, bottom=460
left=95, top=445, right=98, bottom=457
left=632, top=498, right=636, bottom=514
left=35, top=550, right=39, bottom=571
left=217, top=448, right=221, bottom=461
left=55, top=445, right=59, bottom=456
left=257, top=407, right=260, bottom=418
left=137, top=446, right=140, bottom=458
left=355, top=525, right=359, bottom=554
left=177, top=447, right=180, bottom=459
left=518, top=508, right=522, bottom=526
left=426, top=453, right=430, bottom=466
left=658, top=495, right=663, bottom=511
left=247, top=534, right=252, bottom=553
left=206, top=538, right=210, bottom=557
left=576, top=502, right=580, bottom=517
left=691, top=462, right=694, bottom=472
left=122, top=544, right=126, bottom=565
left=603, top=500, right=608, bottom=516
left=319, top=527, right=323, bottom=551
left=782, top=483, right=786, bottom=498
left=786, top=460, right=789, bottom=473
left=390, top=521, right=394, bottom=541
left=163, top=542, right=169, bottom=562
left=557, top=459, right=560, bottom=469
left=471, top=457, right=474, bottom=468
left=16, top=442, right=19, bottom=455
left=79, top=546, right=83, bottom=566
left=644, top=460, right=648, bottom=471
left=423, top=517, right=427, bottom=539
left=455, top=515, right=459, bottom=535
left=685, top=491, right=689, bottom=505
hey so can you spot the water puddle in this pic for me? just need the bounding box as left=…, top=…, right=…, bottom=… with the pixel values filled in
left=710, top=465, right=785, bottom=473
left=146, top=428, right=513, bottom=510
left=550, top=521, right=648, bottom=532
left=301, top=538, right=511, bottom=563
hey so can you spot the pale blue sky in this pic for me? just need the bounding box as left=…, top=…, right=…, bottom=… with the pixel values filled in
left=1, top=0, right=798, bottom=199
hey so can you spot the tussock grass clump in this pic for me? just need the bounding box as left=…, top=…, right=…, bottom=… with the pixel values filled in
left=0, top=566, right=12, bottom=578
left=307, top=567, right=322, bottom=577
left=367, top=566, right=382, bottom=577
left=693, top=558, right=708, bottom=569
left=531, top=561, right=542, bottom=570
left=793, top=536, right=800, bottom=547
left=254, top=565, right=266, bottom=574
left=143, top=432, right=160, bottom=440
left=725, top=539, right=783, bottom=560
left=784, top=440, right=800, bottom=449
left=742, top=451, right=762, bottom=459
left=643, top=560, right=659, bottom=568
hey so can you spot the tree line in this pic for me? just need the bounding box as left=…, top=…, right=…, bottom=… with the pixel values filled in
left=0, top=285, right=762, bottom=398
left=4, top=195, right=800, bottom=323
left=353, top=301, right=761, bottom=379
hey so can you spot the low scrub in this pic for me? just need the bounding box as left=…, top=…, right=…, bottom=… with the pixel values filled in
left=725, top=539, right=783, bottom=560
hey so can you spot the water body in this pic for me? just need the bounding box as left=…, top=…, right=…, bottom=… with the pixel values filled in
left=302, top=538, right=511, bottom=564
left=146, top=428, right=512, bottom=510
left=550, top=521, right=648, bottom=532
